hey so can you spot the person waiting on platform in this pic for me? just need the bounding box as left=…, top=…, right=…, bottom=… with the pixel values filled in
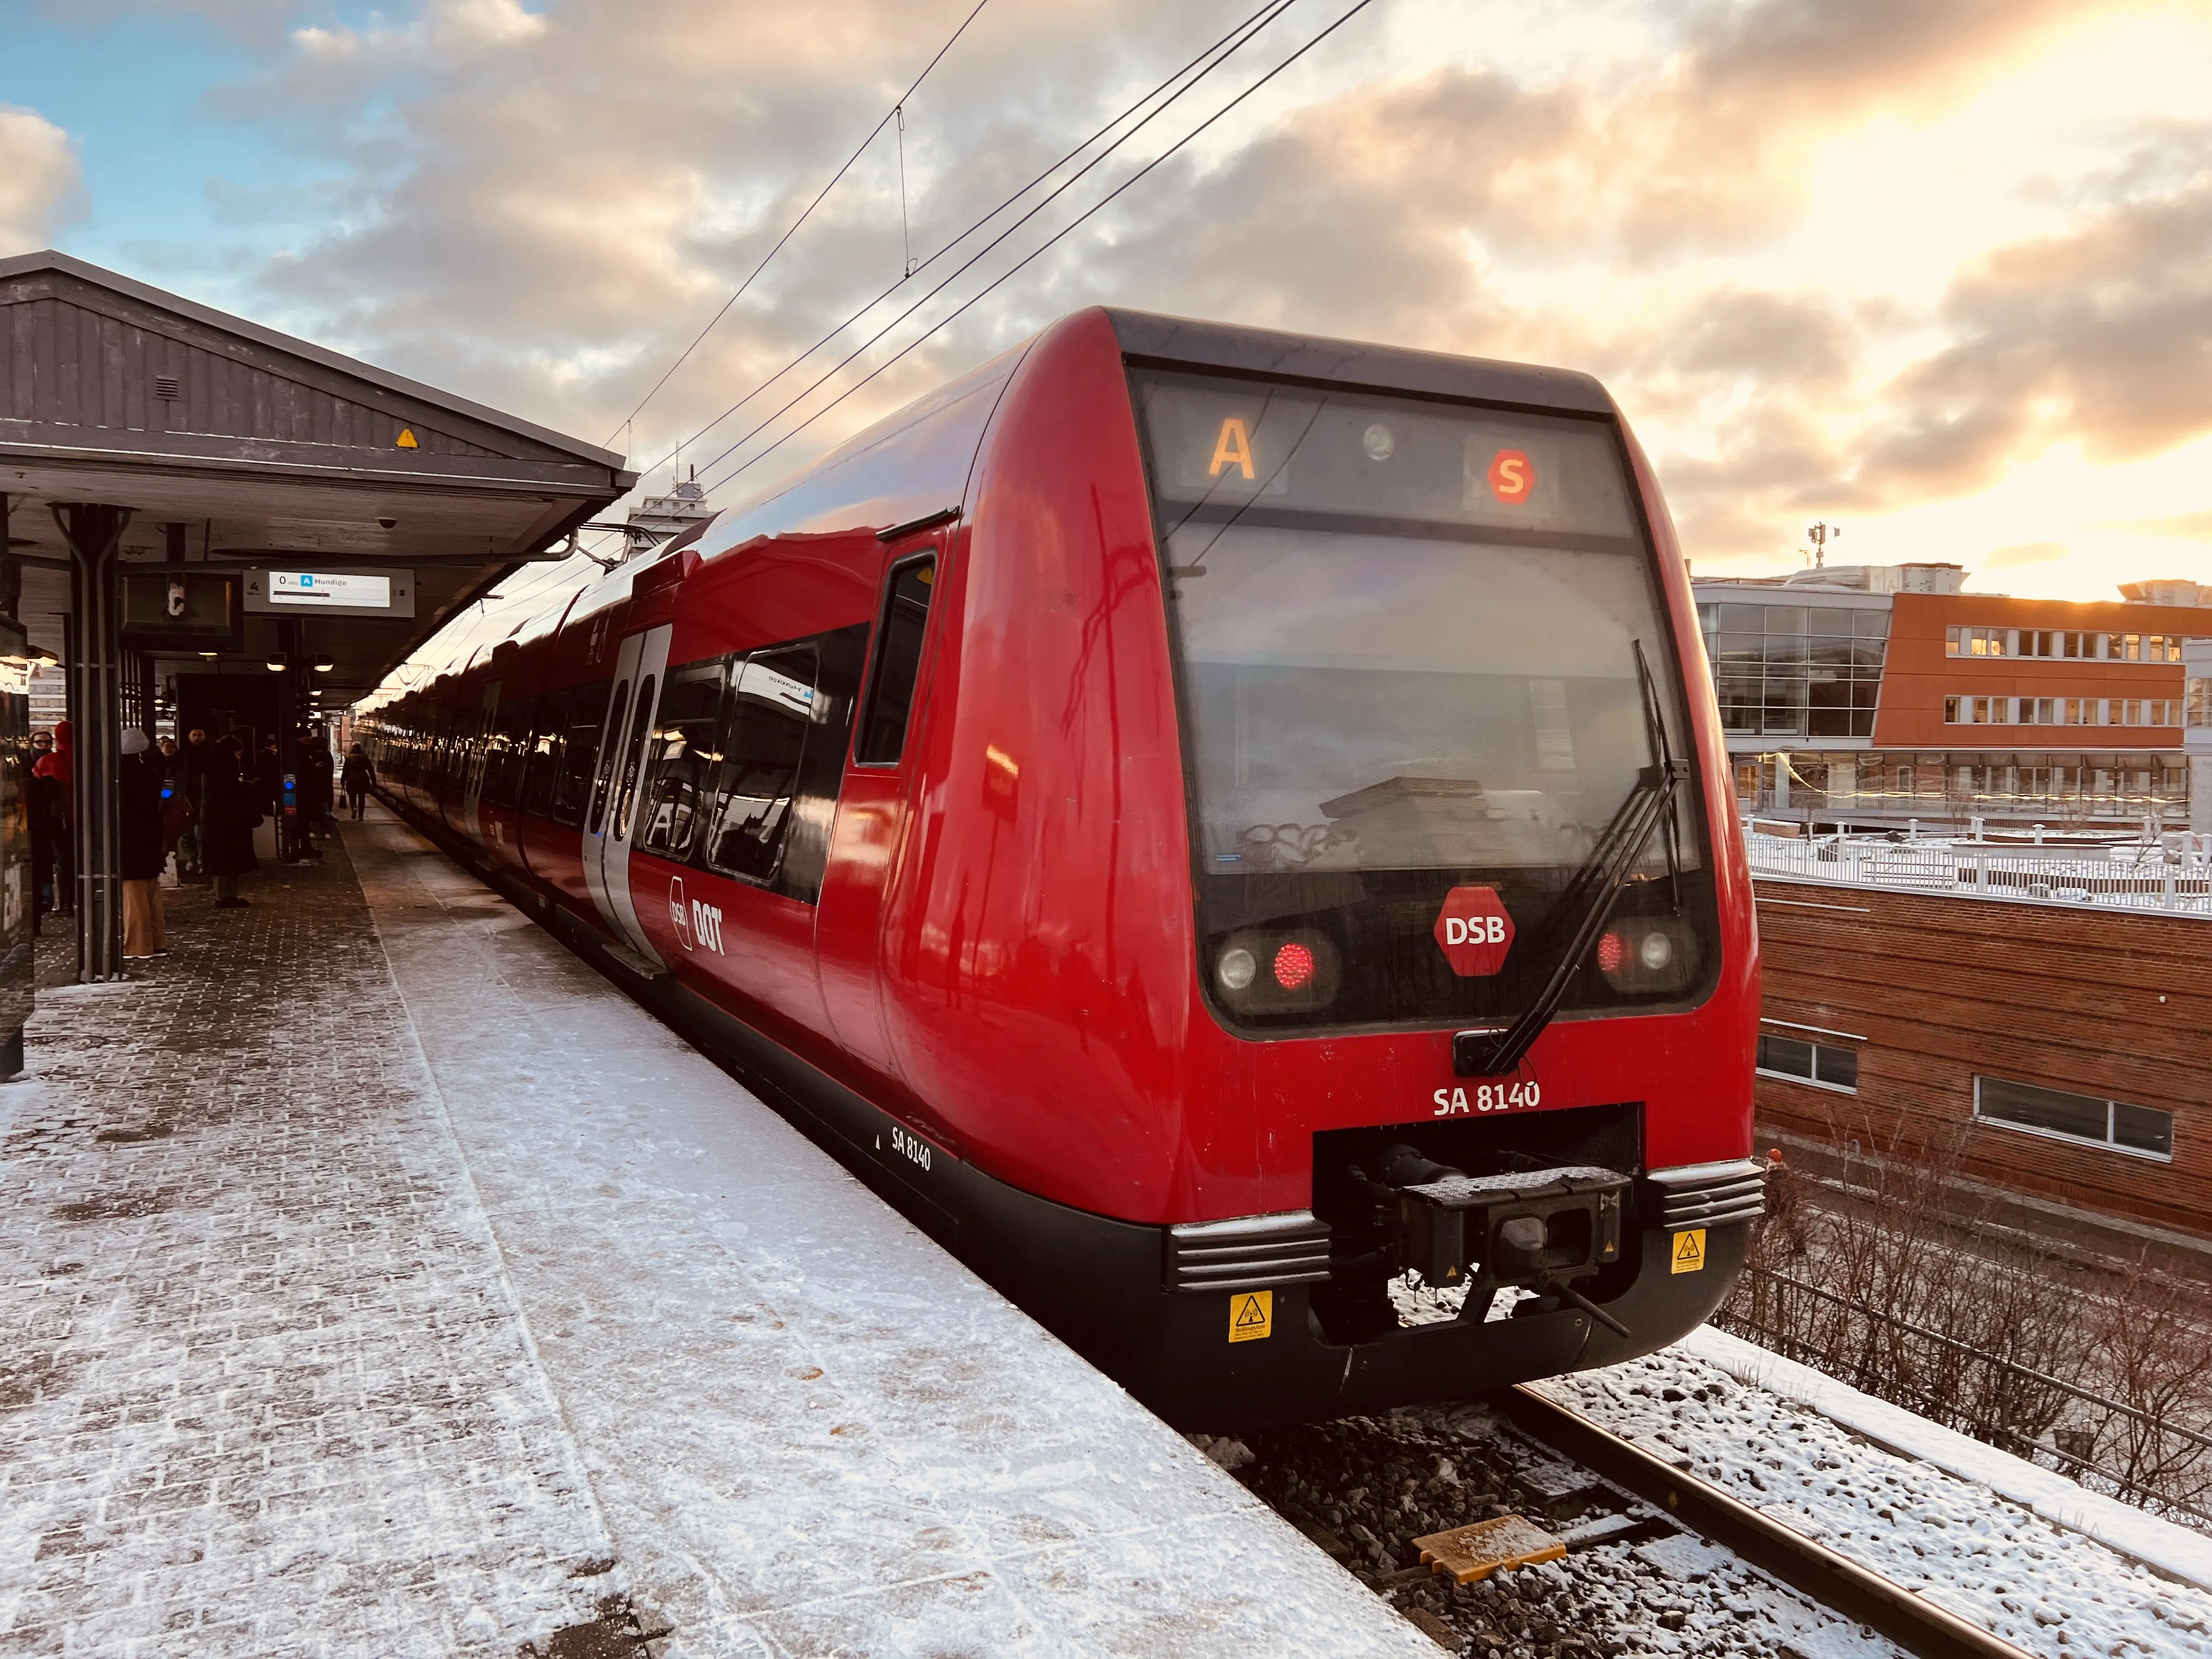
left=341, top=743, right=375, bottom=820
left=119, top=729, right=168, bottom=960
left=202, top=734, right=261, bottom=909
left=27, top=730, right=62, bottom=929
left=35, top=720, right=74, bottom=919
left=176, top=726, right=213, bottom=881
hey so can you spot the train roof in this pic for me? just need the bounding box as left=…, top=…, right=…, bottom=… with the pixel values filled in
left=371, top=311, right=1622, bottom=708
left=1103, top=308, right=1616, bottom=417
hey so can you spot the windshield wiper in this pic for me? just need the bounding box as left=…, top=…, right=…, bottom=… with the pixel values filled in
left=1454, top=641, right=1688, bottom=1079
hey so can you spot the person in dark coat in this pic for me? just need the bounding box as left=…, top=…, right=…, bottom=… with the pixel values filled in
left=202, top=734, right=261, bottom=909
left=35, top=719, right=73, bottom=918
left=120, top=729, right=168, bottom=958
left=27, top=731, right=62, bottom=932
left=295, top=730, right=333, bottom=852
left=177, top=727, right=213, bottom=880
left=341, top=743, right=376, bottom=820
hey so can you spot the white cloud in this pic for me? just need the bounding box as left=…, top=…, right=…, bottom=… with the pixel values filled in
left=59, top=0, right=2212, bottom=606
left=0, top=106, right=83, bottom=257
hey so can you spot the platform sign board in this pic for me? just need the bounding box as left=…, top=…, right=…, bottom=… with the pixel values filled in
left=120, top=571, right=242, bottom=650
left=244, top=567, right=415, bottom=619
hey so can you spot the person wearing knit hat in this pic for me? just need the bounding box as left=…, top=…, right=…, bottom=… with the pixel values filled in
left=119, top=727, right=168, bottom=960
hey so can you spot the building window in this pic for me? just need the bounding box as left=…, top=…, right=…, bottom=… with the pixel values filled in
left=1946, top=625, right=2010, bottom=658
left=1705, top=602, right=1885, bottom=740
left=1973, top=1076, right=2174, bottom=1161
left=2188, top=678, right=2212, bottom=728
left=1757, top=1033, right=1859, bottom=1092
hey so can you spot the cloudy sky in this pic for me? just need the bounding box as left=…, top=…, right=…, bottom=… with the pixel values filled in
left=7, top=0, right=2212, bottom=628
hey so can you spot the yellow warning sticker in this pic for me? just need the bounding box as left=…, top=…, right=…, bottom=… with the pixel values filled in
left=1229, top=1290, right=1273, bottom=1342
left=1672, top=1229, right=1707, bottom=1274
left=396, top=427, right=420, bottom=449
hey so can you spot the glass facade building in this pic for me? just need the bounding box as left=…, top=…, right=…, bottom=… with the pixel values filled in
left=1699, top=601, right=1889, bottom=740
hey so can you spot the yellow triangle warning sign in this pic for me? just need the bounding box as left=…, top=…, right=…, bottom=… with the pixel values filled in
left=1229, top=1289, right=1273, bottom=1343
left=395, top=427, right=420, bottom=449
left=1671, top=1228, right=1707, bottom=1275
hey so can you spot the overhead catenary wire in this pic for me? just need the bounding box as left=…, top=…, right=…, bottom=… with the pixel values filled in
left=441, top=0, right=1359, bottom=675
left=601, top=0, right=994, bottom=446
left=699, top=0, right=1380, bottom=499
left=684, top=0, right=1318, bottom=494
left=621, top=0, right=1299, bottom=500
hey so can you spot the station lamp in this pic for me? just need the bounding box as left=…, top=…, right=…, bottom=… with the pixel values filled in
left=266, top=651, right=289, bottom=673
left=314, top=656, right=335, bottom=673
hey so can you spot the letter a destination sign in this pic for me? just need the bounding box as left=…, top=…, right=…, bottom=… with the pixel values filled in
left=1432, top=885, right=1515, bottom=976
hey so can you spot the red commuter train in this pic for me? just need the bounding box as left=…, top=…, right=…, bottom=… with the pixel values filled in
left=359, top=308, right=1763, bottom=1426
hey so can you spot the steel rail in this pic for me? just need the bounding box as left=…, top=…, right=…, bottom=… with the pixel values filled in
left=1493, top=1384, right=2036, bottom=1659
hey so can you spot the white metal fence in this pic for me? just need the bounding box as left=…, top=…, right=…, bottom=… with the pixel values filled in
left=1746, top=828, right=2212, bottom=917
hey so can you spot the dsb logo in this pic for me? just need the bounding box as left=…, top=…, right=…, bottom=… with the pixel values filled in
left=1432, top=885, right=1515, bottom=977
left=1441, top=915, right=1507, bottom=946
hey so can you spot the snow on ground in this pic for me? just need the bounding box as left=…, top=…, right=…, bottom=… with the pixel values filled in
left=1535, top=1342, right=2212, bottom=1658
left=355, top=818, right=1437, bottom=1659
left=1683, top=1325, right=2212, bottom=1594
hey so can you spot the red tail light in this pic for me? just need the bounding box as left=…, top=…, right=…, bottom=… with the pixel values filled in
left=1273, top=941, right=1316, bottom=991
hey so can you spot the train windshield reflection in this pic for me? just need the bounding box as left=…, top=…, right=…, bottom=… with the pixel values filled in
left=1133, top=369, right=1692, bottom=877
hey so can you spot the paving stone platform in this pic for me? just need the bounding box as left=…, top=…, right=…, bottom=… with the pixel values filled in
left=0, top=810, right=1432, bottom=1659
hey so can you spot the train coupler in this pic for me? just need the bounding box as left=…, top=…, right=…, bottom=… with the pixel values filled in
left=1368, top=1149, right=1630, bottom=1317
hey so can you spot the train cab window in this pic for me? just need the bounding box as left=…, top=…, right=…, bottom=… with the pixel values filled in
left=1133, top=368, right=1717, bottom=1035
left=612, top=675, right=656, bottom=840
left=704, top=646, right=818, bottom=882
left=638, top=661, right=729, bottom=860
left=551, top=679, right=611, bottom=827
left=855, top=556, right=935, bottom=766
left=522, top=685, right=571, bottom=817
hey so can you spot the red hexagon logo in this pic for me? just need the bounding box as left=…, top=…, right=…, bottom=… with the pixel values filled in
left=1488, top=448, right=1536, bottom=505
left=1433, top=885, right=1515, bottom=977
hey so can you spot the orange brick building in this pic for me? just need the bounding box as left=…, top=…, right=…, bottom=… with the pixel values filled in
left=1697, top=566, right=2206, bottom=827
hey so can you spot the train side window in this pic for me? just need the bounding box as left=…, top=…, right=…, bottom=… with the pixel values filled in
left=491, top=693, right=536, bottom=810
left=522, top=685, right=572, bottom=817
left=551, top=679, right=611, bottom=827
left=704, top=646, right=818, bottom=882
left=612, top=675, right=656, bottom=840
left=586, top=679, right=632, bottom=834
left=638, top=659, right=730, bottom=860
left=855, top=555, right=935, bottom=766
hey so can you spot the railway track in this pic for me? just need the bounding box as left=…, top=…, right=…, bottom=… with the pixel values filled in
left=1494, top=1385, right=2034, bottom=1659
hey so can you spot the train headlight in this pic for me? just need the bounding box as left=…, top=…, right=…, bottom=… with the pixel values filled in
left=1210, top=929, right=1340, bottom=1015
left=1595, top=918, right=1697, bottom=995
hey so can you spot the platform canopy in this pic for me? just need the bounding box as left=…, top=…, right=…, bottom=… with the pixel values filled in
left=0, top=250, right=635, bottom=705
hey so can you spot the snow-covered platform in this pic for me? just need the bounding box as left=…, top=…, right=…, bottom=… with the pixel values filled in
left=0, top=809, right=1431, bottom=1658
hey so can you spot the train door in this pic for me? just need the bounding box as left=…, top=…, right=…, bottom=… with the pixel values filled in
left=461, top=680, right=499, bottom=840
left=816, top=549, right=940, bottom=1083
left=582, top=623, right=672, bottom=960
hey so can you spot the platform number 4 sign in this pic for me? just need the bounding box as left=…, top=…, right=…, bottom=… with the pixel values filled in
left=1229, top=1290, right=1273, bottom=1342
left=1671, top=1229, right=1706, bottom=1275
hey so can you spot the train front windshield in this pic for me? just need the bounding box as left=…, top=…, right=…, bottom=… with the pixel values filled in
left=1133, top=368, right=1718, bottom=1032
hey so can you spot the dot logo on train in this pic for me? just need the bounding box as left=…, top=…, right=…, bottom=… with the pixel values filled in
left=357, top=308, right=1760, bottom=1427
left=668, top=874, right=692, bottom=951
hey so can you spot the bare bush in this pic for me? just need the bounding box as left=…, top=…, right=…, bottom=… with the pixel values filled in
left=1721, top=1110, right=2212, bottom=1528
